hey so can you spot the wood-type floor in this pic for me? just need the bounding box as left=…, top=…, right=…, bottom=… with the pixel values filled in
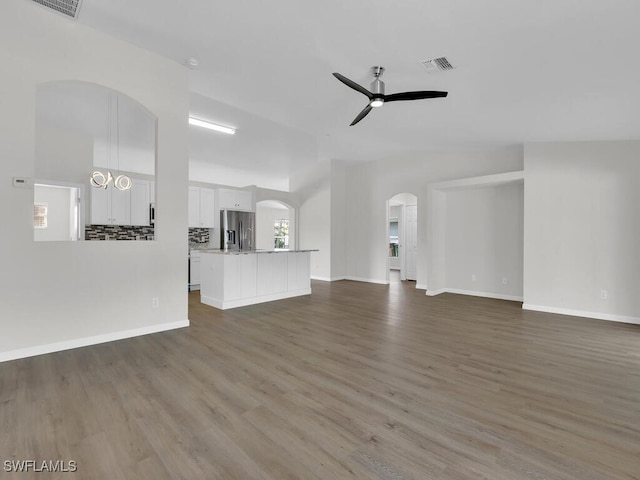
left=2, top=277, right=639, bottom=479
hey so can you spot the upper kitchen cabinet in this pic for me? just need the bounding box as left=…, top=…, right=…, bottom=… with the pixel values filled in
left=189, top=186, right=215, bottom=228
left=91, top=178, right=151, bottom=226
left=130, top=179, right=152, bottom=226
left=91, top=184, right=130, bottom=225
left=217, top=188, right=253, bottom=211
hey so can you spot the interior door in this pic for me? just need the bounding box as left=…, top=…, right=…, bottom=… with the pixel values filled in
left=405, top=204, right=417, bottom=281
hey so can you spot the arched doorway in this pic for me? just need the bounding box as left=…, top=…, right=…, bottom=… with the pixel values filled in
left=255, top=200, right=297, bottom=250
left=386, top=192, right=418, bottom=284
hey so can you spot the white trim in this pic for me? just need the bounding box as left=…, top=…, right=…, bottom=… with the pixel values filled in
left=415, top=283, right=427, bottom=290
left=428, top=170, right=524, bottom=191
left=426, top=288, right=523, bottom=302
left=522, top=304, right=640, bottom=325
left=344, top=276, right=388, bottom=285
left=0, top=320, right=190, bottom=363
left=426, top=288, right=447, bottom=296
left=202, top=288, right=311, bottom=310
left=311, top=275, right=341, bottom=282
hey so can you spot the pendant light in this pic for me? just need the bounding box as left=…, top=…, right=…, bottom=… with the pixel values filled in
left=90, top=93, right=132, bottom=190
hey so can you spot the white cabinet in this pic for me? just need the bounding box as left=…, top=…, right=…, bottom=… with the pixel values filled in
left=130, top=179, right=151, bottom=226
left=287, top=251, right=311, bottom=292
left=189, top=251, right=201, bottom=290
left=223, top=254, right=258, bottom=301
left=90, top=179, right=151, bottom=226
left=188, top=187, right=199, bottom=228
left=257, top=253, right=288, bottom=296
left=200, top=251, right=311, bottom=310
left=200, top=188, right=215, bottom=227
left=90, top=186, right=130, bottom=225
left=188, top=186, right=215, bottom=228
left=217, top=188, right=252, bottom=211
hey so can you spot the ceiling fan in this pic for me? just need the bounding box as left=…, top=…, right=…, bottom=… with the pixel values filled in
left=333, top=66, right=448, bottom=126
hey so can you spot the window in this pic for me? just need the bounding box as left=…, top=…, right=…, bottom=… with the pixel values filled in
left=274, top=219, right=289, bottom=249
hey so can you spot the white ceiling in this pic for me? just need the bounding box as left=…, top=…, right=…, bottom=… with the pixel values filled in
left=65, top=0, right=640, bottom=189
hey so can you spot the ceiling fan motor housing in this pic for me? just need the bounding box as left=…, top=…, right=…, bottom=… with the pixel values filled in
left=370, top=66, right=385, bottom=106
left=370, top=78, right=385, bottom=96
left=370, top=66, right=385, bottom=95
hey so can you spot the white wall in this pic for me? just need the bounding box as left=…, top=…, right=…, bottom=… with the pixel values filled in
left=444, top=183, right=524, bottom=299
left=330, top=160, right=347, bottom=280
left=290, top=161, right=332, bottom=280
left=345, top=148, right=524, bottom=286
left=523, top=141, right=640, bottom=323
left=255, top=206, right=289, bottom=250
left=35, top=124, right=93, bottom=227
left=0, top=0, right=189, bottom=360
left=35, top=124, right=94, bottom=185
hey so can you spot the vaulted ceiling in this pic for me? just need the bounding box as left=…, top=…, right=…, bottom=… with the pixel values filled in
left=66, top=1, right=640, bottom=189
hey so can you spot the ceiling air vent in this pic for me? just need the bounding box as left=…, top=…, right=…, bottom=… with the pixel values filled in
left=420, top=57, right=455, bottom=73
left=32, top=0, right=83, bottom=19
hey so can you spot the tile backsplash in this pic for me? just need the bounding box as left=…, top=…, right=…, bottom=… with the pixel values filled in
left=189, top=228, right=210, bottom=244
left=85, top=224, right=155, bottom=241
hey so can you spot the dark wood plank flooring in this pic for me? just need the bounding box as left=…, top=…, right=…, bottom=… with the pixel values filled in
left=1, top=276, right=639, bottom=479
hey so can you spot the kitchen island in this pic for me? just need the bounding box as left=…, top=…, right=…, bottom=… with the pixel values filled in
left=197, top=249, right=316, bottom=310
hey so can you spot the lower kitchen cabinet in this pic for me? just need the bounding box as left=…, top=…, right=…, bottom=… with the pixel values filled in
left=200, top=250, right=312, bottom=309
left=189, top=251, right=201, bottom=291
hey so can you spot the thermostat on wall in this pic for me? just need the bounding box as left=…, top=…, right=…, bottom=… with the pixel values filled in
left=12, top=177, right=34, bottom=188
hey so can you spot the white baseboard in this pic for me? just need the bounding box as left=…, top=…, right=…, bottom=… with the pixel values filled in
left=311, top=275, right=345, bottom=282
left=0, top=320, right=190, bottom=363
left=522, top=304, right=640, bottom=325
left=344, top=276, right=388, bottom=285
left=426, top=288, right=523, bottom=302
left=201, top=288, right=312, bottom=310
left=415, top=283, right=427, bottom=290
left=426, top=288, right=447, bottom=296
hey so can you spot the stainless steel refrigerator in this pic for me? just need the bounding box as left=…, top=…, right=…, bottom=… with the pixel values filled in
left=220, top=210, right=255, bottom=251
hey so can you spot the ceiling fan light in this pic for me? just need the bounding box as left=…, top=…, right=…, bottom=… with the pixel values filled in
left=370, top=98, right=384, bottom=108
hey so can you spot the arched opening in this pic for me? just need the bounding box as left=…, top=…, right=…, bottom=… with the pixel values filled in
left=255, top=200, right=297, bottom=250
left=386, top=192, right=418, bottom=284
left=35, top=80, right=157, bottom=241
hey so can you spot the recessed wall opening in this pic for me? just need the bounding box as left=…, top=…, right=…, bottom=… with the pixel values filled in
left=256, top=200, right=297, bottom=250
left=33, top=181, right=83, bottom=242
left=35, top=81, right=157, bottom=242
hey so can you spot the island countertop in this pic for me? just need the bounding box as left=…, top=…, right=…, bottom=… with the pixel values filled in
left=195, top=248, right=318, bottom=255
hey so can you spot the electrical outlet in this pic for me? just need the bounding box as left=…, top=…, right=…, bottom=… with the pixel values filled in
left=471, top=274, right=477, bottom=282
left=152, top=297, right=160, bottom=308
left=502, top=277, right=508, bottom=285
left=600, top=290, right=608, bottom=300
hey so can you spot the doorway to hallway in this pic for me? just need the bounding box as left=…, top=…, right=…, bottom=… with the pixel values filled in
left=386, top=192, right=418, bottom=284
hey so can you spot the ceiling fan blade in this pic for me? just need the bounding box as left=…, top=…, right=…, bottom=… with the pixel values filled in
left=333, top=73, right=373, bottom=99
left=350, top=104, right=373, bottom=126
left=384, top=91, right=448, bottom=102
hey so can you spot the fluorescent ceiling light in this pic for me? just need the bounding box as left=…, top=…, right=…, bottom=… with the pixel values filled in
left=188, top=117, right=236, bottom=135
